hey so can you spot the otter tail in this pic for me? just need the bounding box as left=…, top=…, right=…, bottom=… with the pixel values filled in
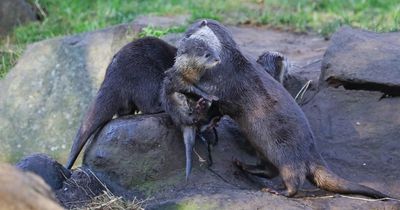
left=308, top=162, right=390, bottom=199
left=182, top=126, right=196, bottom=181
left=65, top=90, right=120, bottom=169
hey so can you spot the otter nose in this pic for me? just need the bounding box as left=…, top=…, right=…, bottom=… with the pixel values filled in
left=214, top=58, right=221, bottom=64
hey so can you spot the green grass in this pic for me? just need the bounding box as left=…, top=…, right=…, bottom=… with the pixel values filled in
left=1, top=0, right=399, bottom=78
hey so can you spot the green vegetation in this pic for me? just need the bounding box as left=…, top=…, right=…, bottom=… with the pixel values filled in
left=1, top=0, right=399, bottom=78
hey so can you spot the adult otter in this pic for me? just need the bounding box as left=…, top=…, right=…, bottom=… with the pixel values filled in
left=161, top=36, right=221, bottom=179
left=181, top=19, right=390, bottom=199
left=65, top=37, right=177, bottom=169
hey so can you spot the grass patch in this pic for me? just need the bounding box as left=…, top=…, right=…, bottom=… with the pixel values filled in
left=1, top=0, right=399, bottom=78
left=257, top=0, right=400, bottom=36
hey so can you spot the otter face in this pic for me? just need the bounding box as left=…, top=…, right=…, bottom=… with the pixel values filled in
left=176, top=38, right=220, bottom=70
left=181, top=19, right=222, bottom=56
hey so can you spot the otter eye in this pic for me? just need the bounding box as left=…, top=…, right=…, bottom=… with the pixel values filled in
left=205, top=53, right=211, bottom=58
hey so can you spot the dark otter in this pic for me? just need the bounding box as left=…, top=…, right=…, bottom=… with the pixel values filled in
left=161, top=37, right=221, bottom=179
left=182, top=19, right=390, bottom=199
left=65, top=37, right=177, bottom=169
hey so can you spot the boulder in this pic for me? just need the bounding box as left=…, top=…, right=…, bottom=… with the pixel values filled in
left=0, top=163, right=63, bottom=210
left=16, top=153, right=71, bottom=190
left=320, top=26, right=400, bottom=96
left=0, top=0, right=39, bottom=35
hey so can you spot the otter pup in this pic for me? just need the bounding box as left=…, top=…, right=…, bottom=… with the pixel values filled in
left=181, top=19, right=390, bottom=199
left=161, top=37, right=221, bottom=179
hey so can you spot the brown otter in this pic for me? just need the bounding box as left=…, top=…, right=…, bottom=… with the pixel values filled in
left=161, top=37, right=221, bottom=179
left=181, top=19, right=390, bottom=199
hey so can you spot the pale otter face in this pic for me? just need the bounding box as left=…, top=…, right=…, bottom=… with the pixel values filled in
left=181, top=19, right=222, bottom=56
left=176, top=38, right=220, bottom=70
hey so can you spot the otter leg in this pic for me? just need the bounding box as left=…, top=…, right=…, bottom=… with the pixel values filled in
left=234, top=159, right=279, bottom=179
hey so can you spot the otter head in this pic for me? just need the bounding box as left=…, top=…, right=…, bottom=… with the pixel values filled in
left=176, top=38, right=221, bottom=70
left=180, top=19, right=222, bottom=57
left=257, top=51, right=289, bottom=84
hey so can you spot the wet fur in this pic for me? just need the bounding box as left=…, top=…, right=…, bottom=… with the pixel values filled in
left=183, top=19, right=390, bottom=199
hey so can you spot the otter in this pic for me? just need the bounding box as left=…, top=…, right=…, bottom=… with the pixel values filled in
left=65, top=37, right=177, bottom=169
left=161, top=37, right=221, bottom=179
left=181, top=19, right=390, bottom=199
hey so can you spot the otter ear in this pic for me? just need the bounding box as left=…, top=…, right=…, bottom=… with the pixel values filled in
left=200, top=19, right=208, bottom=27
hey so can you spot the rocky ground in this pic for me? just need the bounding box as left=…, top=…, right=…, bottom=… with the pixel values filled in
left=1, top=16, right=400, bottom=209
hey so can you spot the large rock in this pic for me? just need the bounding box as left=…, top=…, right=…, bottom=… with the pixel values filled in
left=0, top=163, right=63, bottom=210
left=0, top=0, right=39, bottom=35
left=320, top=26, right=400, bottom=95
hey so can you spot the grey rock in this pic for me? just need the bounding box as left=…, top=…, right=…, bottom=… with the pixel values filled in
left=0, top=0, right=38, bottom=35
left=16, top=153, right=71, bottom=191
left=320, top=26, right=400, bottom=95
left=301, top=87, right=400, bottom=198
